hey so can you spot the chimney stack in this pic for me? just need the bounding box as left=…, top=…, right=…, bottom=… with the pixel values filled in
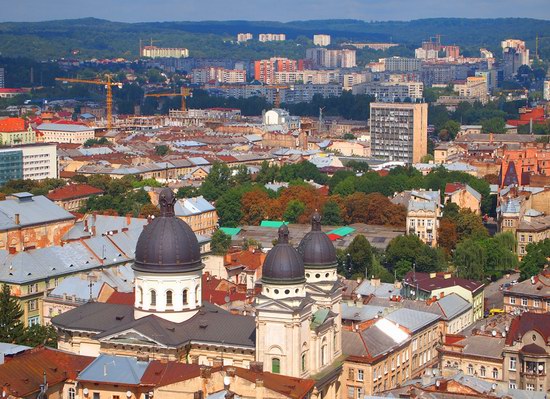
left=14, top=213, right=20, bottom=225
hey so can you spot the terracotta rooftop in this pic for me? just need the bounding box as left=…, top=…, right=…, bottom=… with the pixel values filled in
left=506, top=312, right=550, bottom=345
left=105, top=291, right=135, bottom=305
left=0, top=347, right=93, bottom=397
left=0, top=117, right=26, bottom=133
left=47, top=184, right=104, bottom=201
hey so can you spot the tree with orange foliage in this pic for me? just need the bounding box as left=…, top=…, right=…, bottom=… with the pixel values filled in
left=342, top=192, right=369, bottom=224
left=240, top=188, right=272, bottom=225
left=342, top=192, right=406, bottom=226
left=277, top=185, right=326, bottom=224
left=438, top=218, right=458, bottom=255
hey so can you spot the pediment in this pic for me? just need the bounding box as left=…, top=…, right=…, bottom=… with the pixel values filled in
left=99, top=329, right=168, bottom=347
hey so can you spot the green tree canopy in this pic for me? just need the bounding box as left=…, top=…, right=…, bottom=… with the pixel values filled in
left=519, top=239, right=550, bottom=281
left=346, top=235, right=374, bottom=278
left=0, top=284, right=25, bottom=344
left=200, top=162, right=231, bottom=202
left=211, top=229, right=232, bottom=256
left=322, top=200, right=343, bottom=226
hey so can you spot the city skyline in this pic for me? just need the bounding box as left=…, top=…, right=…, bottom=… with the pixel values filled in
left=2, top=0, right=550, bottom=22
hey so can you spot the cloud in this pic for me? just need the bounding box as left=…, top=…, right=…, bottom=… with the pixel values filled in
left=1, top=0, right=549, bottom=22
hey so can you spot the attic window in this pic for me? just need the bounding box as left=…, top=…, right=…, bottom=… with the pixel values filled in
left=27, top=272, right=32, bottom=276
left=115, top=315, right=125, bottom=321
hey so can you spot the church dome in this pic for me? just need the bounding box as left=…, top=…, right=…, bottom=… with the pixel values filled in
left=133, top=188, right=202, bottom=273
left=298, top=211, right=337, bottom=268
left=262, top=225, right=305, bottom=284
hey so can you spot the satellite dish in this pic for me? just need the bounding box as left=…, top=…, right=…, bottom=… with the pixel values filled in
left=224, top=295, right=230, bottom=303
left=492, top=330, right=497, bottom=337
left=224, top=376, right=231, bottom=387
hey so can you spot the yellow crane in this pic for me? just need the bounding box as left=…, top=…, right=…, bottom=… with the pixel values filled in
left=55, top=75, right=122, bottom=129
left=144, top=87, right=193, bottom=112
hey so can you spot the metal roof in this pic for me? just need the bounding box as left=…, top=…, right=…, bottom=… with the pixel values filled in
left=37, top=123, right=93, bottom=132
left=78, top=354, right=149, bottom=385
left=0, top=194, right=75, bottom=231
left=385, top=308, right=440, bottom=333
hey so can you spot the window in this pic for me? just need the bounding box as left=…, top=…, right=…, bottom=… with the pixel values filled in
left=509, top=381, right=517, bottom=389
left=195, top=285, right=200, bottom=303
left=272, top=358, right=280, bottom=374
left=138, top=287, right=143, bottom=304
left=492, top=368, right=498, bottom=379
left=301, top=353, right=307, bottom=373
left=93, top=393, right=100, bottom=399
left=113, top=396, right=120, bottom=399
left=510, top=297, right=516, bottom=305
left=182, top=289, right=188, bottom=305
left=480, top=366, right=486, bottom=377
left=412, top=339, right=418, bottom=351
left=522, top=298, right=528, bottom=306
left=526, top=384, right=535, bottom=391
left=68, top=388, right=75, bottom=399
left=321, top=340, right=327, bottom=366
left=166, top=290, right=173, bottom=306
left=356, top=388, right=363, bottom=398
left=28, top=316, right=39, bottom=326
left=348, top=368, right=354, bottom=381
left=357, top=369, right=364, bottom=382
left=347, top=387, right=354, bottom=399
left=150, top=290, right=156, bottom=306
left=534, top=299, right=540, bottom=308
left=467, top=364, right=473, bottom=375
left=509, top=357, right=516, bottom=371
left=28, top=299, right=38, bottom=312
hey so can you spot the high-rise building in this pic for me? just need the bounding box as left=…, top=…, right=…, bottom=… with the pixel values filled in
left=254, top=58, right=298, bottom=84
left=383, top=57, right=422, bottom=72
left=237, top=33, right=253, bottom=42
left=141, top=46, right=189, bottom=59
left=258, top=33, right=286, bottom=42
left=501, top=39, right=530, bottom=79
left=444, top=45, right=460, bottom=59
left=0, top=67, right=4, bottom=89
left=370, top=102, right=428, bottom=164
left=191, top=67, right=247, bottom=84
left=305, top=48, right=356, bottom=68
left=544, top=80, right=550, bottom=101
left=313, top=34, right=331, bottom=46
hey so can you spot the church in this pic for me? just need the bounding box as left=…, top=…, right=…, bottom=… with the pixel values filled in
left=52, top=188, right=343, bottom=398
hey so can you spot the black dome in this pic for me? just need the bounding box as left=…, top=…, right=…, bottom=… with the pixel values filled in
left=298, top=211, right=337, bottom=268
left=133, top=188, right=202, bottom=273
left=262, top=225, right=305, bottom=285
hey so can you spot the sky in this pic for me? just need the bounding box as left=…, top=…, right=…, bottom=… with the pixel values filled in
left=0, top=0, right=549, bottom=22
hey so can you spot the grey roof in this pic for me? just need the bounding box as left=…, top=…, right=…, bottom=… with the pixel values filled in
left=436, top=293, right=472, bottom=320
left=37, top=123, right=93, bottom=132
left=78, top=354, right=149, bottom=385
left=0, top=342, right=30, bottom=356
left=408, top=200, right=436, bottom=212
left=174, top=196, right=215, bottom=216
left=385, top=308, right=440, bottom=333
left=0, top=194, right=75, bottom=231
left=52, top=301, right=256, bottom=349
left=355, top=280, right=401, bottom=298
left=341, top=303, right=386, bottom=322
left=461, top=335, right=505, bottom=359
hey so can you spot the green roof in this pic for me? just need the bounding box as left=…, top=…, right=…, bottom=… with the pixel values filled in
left=311, top=308, right=330, bottom=329
left=327, top=226, right=355, bottom=236
left=260, top=220, right=287, bottom=228
left=219, top=227, right=241, bottom=237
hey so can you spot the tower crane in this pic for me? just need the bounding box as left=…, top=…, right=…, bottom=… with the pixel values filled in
left=144, top=87, right=193, bottom=112
left=55, top=75, right=122, bottom=130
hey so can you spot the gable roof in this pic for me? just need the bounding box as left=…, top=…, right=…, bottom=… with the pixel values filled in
left=47, top=184, right=104, bottom=201
left=506, top=312, right=550, bottom=346
left=78, top=354, right=149, bottom=385
left=403, top=271, right=484, bottom=295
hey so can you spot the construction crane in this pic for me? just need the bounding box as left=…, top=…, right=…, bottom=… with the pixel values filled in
left=55, top=75, right=122, bottom=129
left=205, top=84, right=290, bottom=108
left=144, top=87, right=193, bottom=112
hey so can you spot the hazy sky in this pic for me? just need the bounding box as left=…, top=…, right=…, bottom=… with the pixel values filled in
left=1, top=0, right=549, bottom=22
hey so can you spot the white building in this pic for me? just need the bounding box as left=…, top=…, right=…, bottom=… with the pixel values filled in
left=544, top=80, right=550, bottom=101
left=37, top=123, right=95, bottom=144
left=313, top=34, right=331, bottom=46
left=141, top=46, right=189, bottom=59
left=263, top=108, right=301, bottom=130
left=237, top=33, right=253, bottom=42
left=0, top=143, right=57, bottom=185
left=259, top=33, right=286, bottom=42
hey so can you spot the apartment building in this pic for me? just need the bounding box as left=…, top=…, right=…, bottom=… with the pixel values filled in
left=0, top=117, right=36, bottom=145
left=453, top=76, right=489, bottom=104
left=0, top=143, right=57, bottom=185
left=503, top=270, right=550, bottom=314
left=305, top=48, right=356, bottom=68
left=237, top=33, right=253, bottom=42
left=502, top=39, right=530, bottom=79
left=254, top=57, right=298, bottom=84
left=313, top=34, right=331, bottom=46
left=402, top=271, right=485, bottom=321
left=141, top=45, right=189, bottom=58
left=384, top=57, right=422, bottom=72
left=46, top=183, right=104, bottom=211
left=274, top=69, right=340, bottom=85
left=174, top=196, right=219, bottom=236
left=191, top=66, right=247, bottom=84
left=37, top=123, right=95, bottom=144
left=258, top=33, right=286, bottom=42
left=352, top=82, right=423, bottom=100
left=516, top=214, right=550, bottom=258
left=444, top=182, right=481, bottom=214
left=369, top=102, right=428, bottom=164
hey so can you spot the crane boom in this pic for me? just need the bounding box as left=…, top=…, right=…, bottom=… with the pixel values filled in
left=55, top=75, right=121, bottom=130
left=144, top=87, right=193, bottom=112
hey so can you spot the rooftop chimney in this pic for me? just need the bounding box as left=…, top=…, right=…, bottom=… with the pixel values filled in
left=14, top=213, right=20, bottom=225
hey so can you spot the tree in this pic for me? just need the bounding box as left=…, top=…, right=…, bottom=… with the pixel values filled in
left=241, top=188, right=271, bottom=225
left=140, top=203, right=160, bottom=218
left=384, top=235, right=444, bottom=279
left=420, top=154, right=434, bottom=163
left=216, top=187, right=246, bottom=227
left=346, top=235, right=374, bottom=278
left=21, top=324, right=57, bottom=348
left=438, top=120, right=460, bottom=141
left=200, top=162, right=231, bottom=201
left=438, top=218, right=458, bottom=255
left=211, top=229, right=232, bottom=256
left=176, top=186, right=199, bottom=198
left=453, top=239, right=487, bottom=281
left=519, top=239, right=550, bottom=281
left=155, top=145, right=169, bottom=156
left=322, top=200, right=343, bottom=226
left=481, top=117, right=506, bottom=134
left=284, top=200, right=306, bottom=223
left=0, top=284, right=25, bottom=344
left=455, top=209, right=488, bottom=241
left=232, top=165, right=251, bottom=185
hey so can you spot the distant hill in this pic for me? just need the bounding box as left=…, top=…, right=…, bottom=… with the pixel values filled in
left=0, top=17, right=549, bottom=60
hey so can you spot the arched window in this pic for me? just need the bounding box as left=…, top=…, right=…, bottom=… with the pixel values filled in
left=301, top=353, right=307, bottom=373
left=467, top=364, right=473, bottom=375
left=138, top=287, right=143, bottom=305
left=272, top=358, right=280, bottom=374
left=166, top=290, right=173, bottom=306
left=480, top=366, right=486, bottom=377
left=333, top=330, right=338, bottom=353
left=150, top=290, right=156, bottom=306
left=492, top=368, right=498, bottom=379
left=321, top=338, right=327, bottom=366
left=68, top=387, right=75, bottom=399
left=195, top=285, right=200, bottom=303
left=182, top=289, right=188, bottom=305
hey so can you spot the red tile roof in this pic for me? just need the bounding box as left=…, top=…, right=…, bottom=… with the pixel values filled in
left=140, top=361, right=201, bottom=387
left=444, top=182, right=465, bottom=195
left=0, top=117, right=26, bottom=133
left=47, top=184, right=104, bottom=201
left=0, top=347, right=94, bottom=397
left=105, top=291, right=135, bottom=305
left=202, top=275, right=248, bottom=306
left=234, top=366, right=315, bottom=399
left=225, top=250, right=265, bottom=271
left=506, top=312, right=550, bottom=345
